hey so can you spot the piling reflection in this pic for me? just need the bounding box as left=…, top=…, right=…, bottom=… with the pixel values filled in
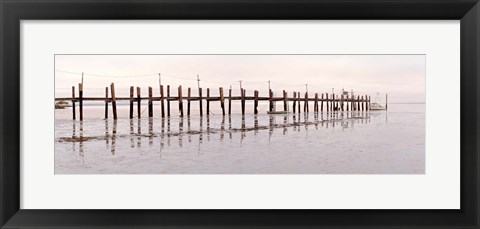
left=137, top=119, right=141, bottom=147
left=79, top=121, right=84, bottom=160
left=129, top=119, right=134, bottom=148
left=67, top=111, right=386, bottom=158
left=111, top=120, right=117, bottom=155
left=149, top=118, right=153, bottom=146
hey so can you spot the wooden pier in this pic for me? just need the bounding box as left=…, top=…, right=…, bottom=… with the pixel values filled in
left=56, top=83, right=383, bottom=121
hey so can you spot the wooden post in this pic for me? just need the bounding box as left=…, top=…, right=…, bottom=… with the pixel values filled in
left=71, top=86, right=76, bottom=120
left=351, top=94, right=354, bottom=111
left=334, top=95, right=337, bottom=111
left=269, top=89, right=273, bottom=112
left=361, top=96, right=364, bottom=111
left=167, top=85, right=170, bottom=117
left=254, top=90, right=259, bottom=114
left=219, top=87, right=225, bottom=115
left=386, top=94, right=388, bottom=110
left=338, top=94, right=342, bottom=111
left=241, top=88, right=246, bottom=115
left=304, top=92, right=308, bottom=112
left=346, top=95, right=349, bottom=111
left=105, top=87, right=109, bottom=119
left=129, top=86, right=134, bottom=119
left=178, top=85, right=183, bottom=117
left=351, top=95, right=355, bottom=111
left=326, top=93, right=329, bottom=112
left=187, top=87, right=191, bottom=116
left=364, top=95, right=367, bottom=111
left=357, top=95, right=360, bottom=111
left=228, top=88, right=232, bottom=115
left=332, top=93, right=335, bottom=111
left=199, top=88, right=203, bottom=116
left=321, top=93, right=324, bottom=112
left=293, top=92, right=296, bottom=113
left=206, top=88, right=210, bottom=115
left=314, top=93, right=319, bottom=112
left=297, top=91, right=301, bottom=113
left=137, top=87, right=141, bottom=118
left=283, top=90, right=288, bottom=111
left=365, top=94, right=368, bottom=111
left=160, top=85, right=165, bottom=117
left=148, top=87, right=153, bottom=117
left=352, top=96, right=357, bottom=111
left=79, top=83, right=83, bottom=121
left=340, top=94, right=344, bottom=111
left=111, top=83, right=117, bottom=120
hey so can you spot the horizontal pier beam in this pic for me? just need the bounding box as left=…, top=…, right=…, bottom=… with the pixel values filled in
left=56, top=97, right=369, bottom=102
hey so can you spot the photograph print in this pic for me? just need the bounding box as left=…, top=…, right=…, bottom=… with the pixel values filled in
left=54, top=54, right=425, bottom=174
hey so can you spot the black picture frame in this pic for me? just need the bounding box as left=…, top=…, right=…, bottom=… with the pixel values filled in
left=1, top=0, right=479, bottom=228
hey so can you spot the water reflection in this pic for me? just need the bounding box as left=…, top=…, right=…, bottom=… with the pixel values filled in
left=129, top=119, right=134, bottom=148
left=149, top=118, right=153, bottom=146
left=137, top=119, right=141, bottom=148
left=67, top=111, right=385, bottom=158
left=179, top=117, right=183, bottom=147
left=111, top=120, right=117, bottom=155
left=79, top=121, right=84, bottom=160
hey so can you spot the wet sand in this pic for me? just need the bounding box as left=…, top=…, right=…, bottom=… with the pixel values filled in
left=55, top=104, right=425, bottom=174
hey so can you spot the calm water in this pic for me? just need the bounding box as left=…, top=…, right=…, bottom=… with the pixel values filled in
left=55, top=103, right=425, bottom=174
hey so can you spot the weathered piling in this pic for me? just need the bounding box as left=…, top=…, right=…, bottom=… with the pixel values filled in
left=187, top=87, right=191, bottom=116
left=314, top=93, right=319, bottom=112
left=304, top=92, right=309, bottom=112
left=364, top=95, right=367, bottom=110
left=199, top=88, right=203, bottom=116
left=361, top=95, right=364, bottom=111
left=357, top=95, right=360, bottom=111
left=71, top=86, right=76, bottom=120
left=167, top=85, right=171, bottom=117
left=228, top=89, right=232, bottom=115
left=325, top=93, right=329, bottom=112
left=293, top=92, right=297, bottom=113
left=178, top=85, right=183, bottom=117
left=160, top=85, right=165, bottom=117
left=283, top=90, right=288, bottom=111
left=79, top=83, right=83, bottom=121
left=350, top=96, right=354, bottom=111
left=148, top=87, right=153, bottom=117
left=321, top=93, right=324, bottom=112
left=346, top=95, right=349, bottom=111
left=129, top=86, right=134, bottom=119
left=219, top=87, right=225, bottom=115
left=332, top=93, right=335, bottom=111
left=338, top=95, right=341, bottom=111
left=105, top=87, right=109, bottom=119
left=297, top=92, right=301, bottom=114
left=254, top=90, right=259, bottom=114
left=269, top=89, right=273, bottom=112
left=339, top=95, right=342, bottom=111
left=386, top=94, right=388, bottom=110
left=351, top=95, right=354, bottom=111
left=111, top=83, right=117, bottom=120
left=241, top=88, right=246, bottom=115
left=206, top=88, right=210, bottom=115
left=137, top=87, right=141, bottom=118
left=340, top=94, right=344, bottom=111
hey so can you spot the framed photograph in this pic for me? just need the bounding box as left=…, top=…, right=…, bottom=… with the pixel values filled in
left=1, top=0, right=479, bottom=228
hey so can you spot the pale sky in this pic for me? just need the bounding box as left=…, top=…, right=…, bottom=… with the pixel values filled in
left=55, top=55, right=425, bottom=103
